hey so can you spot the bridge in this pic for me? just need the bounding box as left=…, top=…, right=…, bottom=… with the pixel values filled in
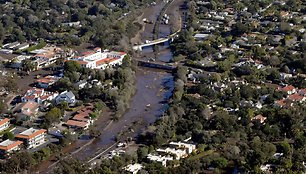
left=134, top=58, right=176, bottom=70
left=132, top=31, right=180, bottom=51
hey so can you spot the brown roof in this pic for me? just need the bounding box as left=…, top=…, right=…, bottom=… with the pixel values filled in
left=15, top=129, right=46, bottom=140
left=66, top=120, right=88, bottom=128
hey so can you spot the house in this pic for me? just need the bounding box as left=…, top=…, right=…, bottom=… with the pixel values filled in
left=66, top=120, right=89, bottom=129
left=193, top=33, right=210, bottom=40
left=13, top=43, right=30, bottom=51
left=157, top=148, right=187, bottom=160
left=15, top=128, right=46, bottom=149
left=251, top=114, right=267, bottom=125
left=239, top=100, right=254, bottom=108
left=124, top=164, right=143, bottom=174
left=3, top=42, right=20, bottom=49
left=69, top=47, right=127, bottom=69
left=288, top=93, right=305, bottom=103
left=0, top=139, right=23, bottom=156
left=55, top=91, right=76, bottom=105
left=75, top=80, right=88, bottom=89
left=147, top=154, right=173, bottom=167
left=282, top=85, right=297, bottom=95
left=273, top=99, right=293, bottom=107
left=21, top=88, right=58, bottom=104
left=0, top=49, right=13, bottom=54
left=298, top=89, right=306, bottom=96
left=169, top=141, right=196, bottom=154
left=37, top=76, right=60, bottom=88
left=14, top=101, right=39, bottom=119
left=0, top=118, right=10, bottom=132
left=280, top=73, right=292, bottom=80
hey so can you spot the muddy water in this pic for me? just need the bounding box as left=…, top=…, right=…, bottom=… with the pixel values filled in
left=29, top=1, right=175, bottom=173
left=72, top=67, right=173, bottom=160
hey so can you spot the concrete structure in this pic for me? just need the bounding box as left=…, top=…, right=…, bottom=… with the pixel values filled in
left=132, top=31, right=180, bottom=51
left=21, top=88, right=58, bottom=104
left=69, top=47, right=127, bottom=69
left=0, top=49, right=13, bottom=54
left=0, top=118, right=10, bottom=132
left=124, top=163, right=143, bottom=174
left=0, top=139, right=23, bottom=155
left=147, top=154, right=173, bottom=167
left=15, top=128, right=46, bottom=149
left=169, top=141, right=196, bottom=154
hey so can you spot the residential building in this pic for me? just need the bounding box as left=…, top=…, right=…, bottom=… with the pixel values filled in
left=251, top=114, right=267, bottom=125
left=0, top=139, right=23, bottom=155
left=298, top=89, right=306, bottom=96
left=69, top=47, right=127, bottom=69
left=13, top=43, right=30, bottom=51
left=169, top=141, right=196, bottom=154
left=0, top=49, right=13, bottom=54
left=75, top=80, right=88, bottom=89
left=124, top=164, right=143, bottom=174
left=157, top=148, right=186, bottom=160
left=282, top=85, right=297, bottom=95
left=15, top=128, right=46, bottom=149
left=55, top=91, right=76, bottom=105
left=0, top=118, right=10, bottom=132
left=3, top=42, right=20, bottom=49
left=32, top=46, right=62, bottom=68
left=147, top=154, right=173, bottom=167
left=288, top=93, right=305, bottom=103
left=37, top=76, right=60, bottom=88
left=14, top=101, right=39, bottom=119
left=66, top=120, right=89, bottom=129
left=21, top=88, right=58, bottom=104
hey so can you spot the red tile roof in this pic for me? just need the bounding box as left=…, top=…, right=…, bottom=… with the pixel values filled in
left=15, top=129, right=46, bottom=140
left=0, top=118, right=10, bottom=126
left=66, top=120, right=88, bottom=128
left=0, top=140, right=23, bottom=151
left=282, top=85, right=296, bottom=92
left=289, top=93, right=304, bottom=101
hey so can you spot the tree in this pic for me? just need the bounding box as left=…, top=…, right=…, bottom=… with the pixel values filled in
left=21, top=59, right=36, bottom=72
left=3, top=132, right=14, bottom=140
left=137, top=146, right=149, bottom=161
left=89, top=126, right=101, bottom=138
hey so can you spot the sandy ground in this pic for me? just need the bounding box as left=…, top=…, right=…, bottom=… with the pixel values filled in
left=131, top=0, right=185, bottom=44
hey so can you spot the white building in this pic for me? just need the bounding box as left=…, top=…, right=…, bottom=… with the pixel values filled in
left=69, top=47, right=127, bottom=69
left=169, top=141, right=196, bottom=154
left=15, top=128, right=46, bottom=149
left=0, top=118, right=10, bottom=132
left=157, top=148, right=187, bottom=160
left=124, top=164, right=143, bottom=174
left=147, top=154, right=173, bottom=167
left=21, top=88, right=58, bottom=104
left=0, top=139, right=23, bottom=155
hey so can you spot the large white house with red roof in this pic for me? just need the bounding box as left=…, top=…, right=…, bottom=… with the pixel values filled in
left=21, top=88, right=58, bottom=104
left=0, top=118, right=10, bottom=132
left=0, top=139, right=23, bottom=155
left=15, top=128, right=46, bottom=149
left=69, top=47, right=127, bottom=69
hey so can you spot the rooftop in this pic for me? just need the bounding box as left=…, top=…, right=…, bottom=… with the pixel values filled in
left=0, top=118, right=10, bottom=126
left=15, top=128, right=46, bottom=139
left=0, top=139, right=23, bottom=150
left=66, top=120, right=88, bottom=128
